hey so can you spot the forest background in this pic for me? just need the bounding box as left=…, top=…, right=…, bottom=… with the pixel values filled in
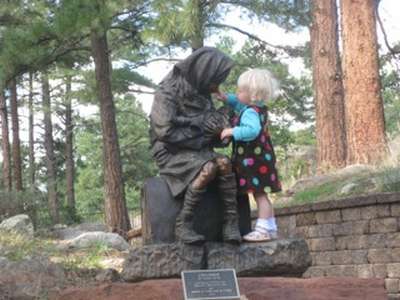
left=0, top=0, right=399, bottom=236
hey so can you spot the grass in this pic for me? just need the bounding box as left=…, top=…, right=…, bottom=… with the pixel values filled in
left=276, top=166, right=400, bottom=208
left=60, top=242, right=113, bottom=271
left=291, top=181, right=343, bottom=204
left=377, top=167, right=400, bottom=192
left=0, top=230, right=117, bottom=271
left=0, top=231, right=57, bottom=261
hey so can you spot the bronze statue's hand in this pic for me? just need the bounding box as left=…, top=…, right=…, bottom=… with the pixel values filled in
left=213, top=91, right=227, bottom=102
left=220, top=128, right=234, bottom=140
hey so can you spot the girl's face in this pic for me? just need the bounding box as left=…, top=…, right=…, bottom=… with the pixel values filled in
left=237, top=87, right=251, bottom=105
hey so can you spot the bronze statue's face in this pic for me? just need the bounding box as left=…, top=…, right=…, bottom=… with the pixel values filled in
left=174, top=47, right=234, bottom=95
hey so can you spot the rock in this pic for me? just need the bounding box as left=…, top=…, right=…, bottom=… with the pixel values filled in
left=67, top=232, right=129, bottom=251
left=142, top=177, right=252, bottom=245
left=51, top=277, right=386, bottom=300
left=53, top=222, right=108, bottom=240
left=121, top=243, right=205, bottom=282
left=340, top=182, right=359, bottom=195
left=95, top=268, right=120, bottom=283
left=288, top=174, right=333, bottom=194
left=0, top=256, right=9, bottom=268
left=0, top=214, right=34, bottom=237
left=53, top=223, right=68, bottom=230
left=121, top=239, right=311, bottom=282
left=288, top=164, right=376, bottom=195
left=99, top=257, right=126, bottom=271
left=0, top=257, right=66, bottom=299
left=334, top=164, right=375, bottom=177
left=206, top=239, right=311, bottom=277
left=74, top=222, right=108, bottom=232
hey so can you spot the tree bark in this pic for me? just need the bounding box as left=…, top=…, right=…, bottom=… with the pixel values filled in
left=340, top=0, right=387, bottom=164
left=42, top=72, right=59, bottom=224
left=28, top=72, right=35, bottom=188
left=310, top=0, right=346, bottom=172
left=0, top=87, right=12, bottom=191
left=190, top=0, right=205, bottom=51
left=65, top=74, right=76, bottom=220
left=9, top=78, right=23, bottom=191
left=90, top=28, right=131, bottom=236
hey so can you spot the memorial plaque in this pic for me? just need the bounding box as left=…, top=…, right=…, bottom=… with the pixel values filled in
left=181, top=269, right=240, bottom=300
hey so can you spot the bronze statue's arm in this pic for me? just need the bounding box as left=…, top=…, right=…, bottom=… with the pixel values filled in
left=150, top=93, right=204, bottom=150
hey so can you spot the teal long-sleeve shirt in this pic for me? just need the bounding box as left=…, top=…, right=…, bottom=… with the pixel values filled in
left=226, top=93, right=262, bottom=142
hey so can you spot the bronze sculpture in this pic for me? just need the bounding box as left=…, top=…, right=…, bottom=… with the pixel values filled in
left=149, top=47, right=241, bottom=245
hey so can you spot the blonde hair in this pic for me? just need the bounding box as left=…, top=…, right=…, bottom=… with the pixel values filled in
left=237, top=68, right=280, bottom=103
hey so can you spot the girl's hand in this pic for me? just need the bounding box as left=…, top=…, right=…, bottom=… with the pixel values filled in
left=220, top=128, right=234, bottom=140
left=213, top=91, right=227, bottom=102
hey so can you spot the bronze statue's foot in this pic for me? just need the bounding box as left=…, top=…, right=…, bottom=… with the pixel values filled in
left=175, top=219, right=205, bottom=245
left=223, top=219, right=242, bottom=244
left=223, top=233, right=241, bottom=245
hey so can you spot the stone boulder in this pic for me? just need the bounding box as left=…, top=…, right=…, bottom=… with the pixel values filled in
left=288, top=164, right=376, bottom=195
left=121, top=243, right=205, bottom=282
left=206, top=239, right=311, bottom=277
left=0, top=214, right=34, bottom=237
left=95, top=268, right=121, bottom=283
left=51, top=277, right=386, bottom=300
left=121, top=239, right=311, bottom=282
left=67, top=232, right=129, bottom=251
left=53, top=222, right=108, bottom=240
left=0, top=256, right=66, bottom=299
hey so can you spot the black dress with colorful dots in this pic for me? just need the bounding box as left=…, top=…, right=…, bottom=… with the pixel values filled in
left=232, top=105, right=282, bottom=195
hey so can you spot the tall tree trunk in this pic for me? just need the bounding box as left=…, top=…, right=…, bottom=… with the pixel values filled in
left=65, top=75, right=76, bottom=220
left=310, top=0, right=346, bottom=172
left=90, top=29, right=131, bottom=236
left=340, top=0, right=387, bottom=164
left=0, top=87, right=12, bottom=191
left=190, top=0, right=205, bottom=51
left=42, top=72, right=59, bottom=224
left=28, top=72, right=35, bottom=188
left=9, top=78, right=23, bottom=191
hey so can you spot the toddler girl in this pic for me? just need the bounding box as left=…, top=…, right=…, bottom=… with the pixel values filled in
left=217, top=68, right=282, bottom=242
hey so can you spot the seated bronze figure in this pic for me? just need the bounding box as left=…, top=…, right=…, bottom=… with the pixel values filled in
left=149, top=47, right=241, bottom=245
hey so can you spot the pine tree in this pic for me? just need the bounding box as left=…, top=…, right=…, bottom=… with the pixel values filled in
left=28, top=72, right=35, bottom=189
left=340, top=0, right=387, bottom=164
left=9, top=78, right=23, bottom=191
left=42, top=71, right=59, bottom=224
left=310, top=0, right=346, bottom=172
left=0, top=86, right=12, bottom=191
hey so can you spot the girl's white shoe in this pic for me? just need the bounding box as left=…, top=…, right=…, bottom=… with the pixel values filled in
left=243, top=230, right=271, bottom=242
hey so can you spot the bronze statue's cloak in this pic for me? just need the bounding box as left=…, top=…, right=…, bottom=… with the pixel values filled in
left=150, top=47, right=234, bottom=197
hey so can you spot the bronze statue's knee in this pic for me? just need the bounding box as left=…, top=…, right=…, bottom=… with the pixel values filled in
left=216, top=156, right=232, bottom=175
left=191, top=161, right=217, bottom=189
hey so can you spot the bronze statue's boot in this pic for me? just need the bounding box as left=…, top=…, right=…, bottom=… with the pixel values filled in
left=175, top=187, right=206, bottom=245
left=218, top=173, right=242, bottom=244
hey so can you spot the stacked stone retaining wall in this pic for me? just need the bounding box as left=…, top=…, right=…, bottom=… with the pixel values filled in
left=272, top=192, right=400, bottom=299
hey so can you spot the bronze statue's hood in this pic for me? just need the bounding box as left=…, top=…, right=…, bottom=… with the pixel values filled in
left=173, top=47, right=234, bottom=94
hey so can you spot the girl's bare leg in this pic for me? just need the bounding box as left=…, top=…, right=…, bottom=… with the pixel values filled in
left=254, top=192, right=274, bottom=219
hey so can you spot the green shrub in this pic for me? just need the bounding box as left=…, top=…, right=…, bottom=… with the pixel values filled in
left=376, top=167, right=400, bottom=192
left=0, top=190, right=46, bottom=226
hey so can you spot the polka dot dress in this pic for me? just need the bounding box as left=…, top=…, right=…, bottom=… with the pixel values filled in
left=232, top=105, right=282, bottom=195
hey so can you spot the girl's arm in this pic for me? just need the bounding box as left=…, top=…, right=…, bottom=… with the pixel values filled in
left=232, top=108, right=262, bottom=141
left=226, top=94, right=246, bottom=113
left=220, top=107, right=262, bottom=141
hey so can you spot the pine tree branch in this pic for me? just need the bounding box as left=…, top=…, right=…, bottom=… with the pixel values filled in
left=127, top=88, right=155, bottom=95
left=375, top=1, right=400, bottom=56
left=130, top=57, right=181, bottom=69
left=207, top=22, right=305, bottom=56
